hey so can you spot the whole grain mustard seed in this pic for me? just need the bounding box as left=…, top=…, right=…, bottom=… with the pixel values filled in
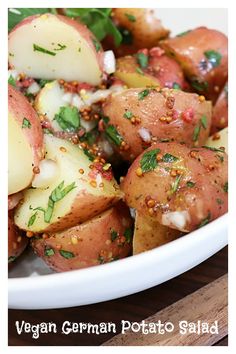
left=60, top=146, right=67, bottom=153
left=136, top=167, right=143, bottom=177
left=199, top=95, right=206, bottom=102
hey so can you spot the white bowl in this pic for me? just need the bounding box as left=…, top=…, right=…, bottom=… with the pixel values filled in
left=8, top=8, right=228, bottom=309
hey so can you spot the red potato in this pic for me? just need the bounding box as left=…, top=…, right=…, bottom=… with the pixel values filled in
left=14, top=135, right=123, bottom=233
left=122, top=142, right=228, bottom=232
left=160, top=27, right=228, bottom=103
left=103, top=8, right=169, bottom=57
left=211, top=83, right=228, bottom=134
left=103, top=88, right=212, bottom=161
left=8, top=192, right=23, bottom=210
left=133, top=212, right=182, bottom=255
left=31, top=203, right=133, bottom=271
left=8, top=13, right=106, bottom=85
left=8, top=212, right=28, bottom=262
left=115, top=49, right=187, bottom=90
left=8, top=85, right=44, bottom=195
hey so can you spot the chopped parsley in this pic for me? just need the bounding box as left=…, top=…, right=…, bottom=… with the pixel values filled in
left=8, top=75, right=16, bottom=87
left=54, top=106, right=80, bottom=132
left=176, top=30, right=191, bottom=37
left=200, top=115, right=208, bottom=129
left=193, top=125, right=201, bottom=142
left=223, top=182, right=228, bottom=193
left=171, top=174, right=182, bottom=194
left=216, top=198, right=224, bottom=205
left=44, top=248, right=55, bottom=257
left=105, top=125, right=124, bottom=146
left=190, top=78, right=208, bottom=92
left=136, top=67, right=144, bottom=75
left=138, top=89, right=150, bottom=100
left=186, top=181, right=196, bottom=188
left=125, top=13, right=136, bottom=22
left=27, top=212, right=37, bottom=227
left=140, top=148, right=160, bottom=173
left=202, top=145, right=225, bottom=153
left=53, top=43, right=67, bottom=51
left=8, top=256, right=17, bottom=263
left=59, top=250, right=75, bottom=259
left=172, top=82, right=181, bottom=89
left=162, top=153, right=179, bottom=163
left=119, top=27, right=133, bottom=45
left=136, top=52, right=149, bottom=68
left=123, top=111, right=133, bottom=120
left=124, top=227, right=133, bottom=243
left=204, top=50, right=222, bottom=68
left=198, top=213, right=211, bottom=228
left=83, top=148, right=95, bottom=161
left=98, top=255, right=105, bottom=264
left=92, top=38, right=101, bottom=52
left=33, top=44, right=56, bottom=56
left=37, top=79, right=52, bottom=88
left=22, top=117, right=31, bottom=129
left=111, top=229, right=118, bottom=242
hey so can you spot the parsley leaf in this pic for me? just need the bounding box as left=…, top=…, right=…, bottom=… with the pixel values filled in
left=44, top=248, right=55, bottom=257
left=171, top=174, right=182, bottom=194
left=59, top=250, right=75, bottom=259
left=8, top=75, right=16, bottom=87
left=124, top=227, right=133, bottom=243
left=105, top=125, right=124, bottom=146
left=200, top=115, right=207, bottom=129
left=54, top=106, right=80, bottom=132
left=123, top=111, right=133, bottom=119
left=136, top=53, right=149, bottom=68
left=22, top=118, right=31, bottom=129
left=204, top=50, right=222, bottom=68
left=138, top=89, right=150, bottom=100
left=125, top=13, right=136, bottom=22
left=8, top=8, right=52, bottom=32
left=193, top=125, right=201, bottom=142
left=162, top=153, right=179, bottom=163
left=186, top=181, right=196, bottom=188
left=198, top=213, right=211, bottom=228
left=33, top=44, right=56, bottom=56
left=111, top=229, right=118, bottom=242
left=140, top=148, right=160, bottom=173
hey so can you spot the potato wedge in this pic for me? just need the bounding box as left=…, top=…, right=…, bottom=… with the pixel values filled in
left=8, top=85, right=44, bottom=194
left=8, top=212, right=28, bottom=263
left=122, top=142, right=228, bottom=232
left=31, top=203, right=133, bottom=271
left=8, top=13, right=105, bottom=85
left=115, top=52, right=186, bottom=90
left=205, top=127, right=228, bottom=154
left=103, top=8, right=169, bottom=56
left=211, top=83, right=228, bottom=134
left=14, top=135, right=123, bottom=233
left=103, top=88, right=212, bottom=161
left=133, top=212, right=182, bottom=255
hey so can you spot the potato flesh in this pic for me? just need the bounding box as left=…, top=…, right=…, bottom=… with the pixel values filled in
left=205, top=127, right=228, bottom=154
left=9, top=14, right=102, bottom=85
left=14, top=135, right=121, bottom=232
left=8, top=112, right=34, bottom=194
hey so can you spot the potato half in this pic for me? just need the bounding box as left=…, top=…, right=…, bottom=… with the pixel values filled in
left=14, top=135, right=123, bottom=233
left=8, top=85, right=44, bottom=195
left=205, top=127, right=228, bottom=154
left=8, top=13, right=105, bottom=85
left=31, top=203, right=133, bottom=271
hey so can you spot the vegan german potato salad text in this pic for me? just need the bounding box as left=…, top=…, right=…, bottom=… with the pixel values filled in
left=8, top=8, right=228, bottom=272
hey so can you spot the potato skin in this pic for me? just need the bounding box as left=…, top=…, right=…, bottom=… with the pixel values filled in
left=103, top=88, right=212, bottom=161
left=211, top=83, right=228, bottom=134
left=122, top=142, right=228, bottom=232
left=160, top=27, right=228, bottom=102
left=8, top=212, right=28, bottom=262
left=103, top=8, right=169, bottom=56
left=31, top=203, right=133, bottom=271
left=115, top=50, right=187, bottom=90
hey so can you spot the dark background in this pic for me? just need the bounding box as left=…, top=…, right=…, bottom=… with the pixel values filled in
left=9, top=246, right=228, bottom=346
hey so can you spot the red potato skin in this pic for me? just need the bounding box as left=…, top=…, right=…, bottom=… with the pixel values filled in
left=103, top=88, right=212, bottom=161
left=9, top=13, right=105, bottom=74
left=8, top=212, right=28, bottom=262
left=8, top=85, right=44, bottom=170
left=211, top=83, right=228, bottom=134
left=160, top=27, right=228, bottom=103
left=122, top=142, right=228, bottom=232
left=8, top=192, right=23, bottom=210
left=102, top=8, right=169, bottom=57
left=31, top=203, right=133, bottom=271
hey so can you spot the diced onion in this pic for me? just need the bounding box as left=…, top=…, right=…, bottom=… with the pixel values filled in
left=162, top=211, right=190, bottom=231
left=8, top=69, right=19, bottom=80
left=27, top=82, right=40, bottom=94
left=103, top=50, right=116, bottom=74
left=32, top=159, right=59, bottom=189
left=80, top=118, right=97, bottom=132
left=62, top=92, right=73, bottom=104
left=71, top=93, right=84, bottom=109
left=82, top=89, right=112, bottom=106
left=138, top=127, right=151, bottom=143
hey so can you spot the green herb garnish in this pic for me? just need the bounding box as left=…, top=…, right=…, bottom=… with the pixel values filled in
left=92, top=38, right=101, bottom=52
left=33, top=44, right=56, bottom=56
left=53, top=43, right=67, bottom=51
left=37, top=79, right=52, bottom=88
left=138, top=89, right=150, bottom=100
left=124, top=227, right=133, bottom=243
left=136, top=67, right=144, bottom=75
left=193, top=125, right=201, bottom=142
left=140, top=148, right=160, bottom=173
left=105, top=125, right=124, bottom=146
left=171, top=174, right=182, bottom=194
left=22, top=117, right=31, bottom=129
left=123, top=111, right=133, bottom=119
left=59, top=250, right=75, bottom=259
left=8, top=256, right=17, bottom=263
left=8, top=75, right=16, bottom=87
left=98, top=255, right=105, bottom=264
left=176, top=30, right=191, bottom=37
left=172, top=82, right=181, bottom=89
left=27, top=212, right=37, bottom=227
left=44, top=248, right=55, bottom=257
left=202, top=146, right=225, bottom=153
left=125, top=13, right=136, bottom=22
left=111, top=229, right=118, bottom=242
left=223, top=182, right=228, bottom=193
left=216, top=198, right=224, bottom=205
left=136, top=52, right=149, bottom=68
left=186, top=181, right=196, bottom=188
left=190, top=79, right=208, bottom=92
left=198, top=213, right=211, bottom=228
left=200, top=115, right=207, bottom=129
left=204, top=50, right=222, bottom=68
left=162, top=153, right=179, bottom=163
left=54, top=106, right=80, bottom=132
left=8, top=8, right=53, bottom=32
left=83, top=148, right=95, bottom=161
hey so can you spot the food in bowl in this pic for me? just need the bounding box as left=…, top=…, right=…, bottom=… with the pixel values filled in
left=8, top=8, right=228, bottom=272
